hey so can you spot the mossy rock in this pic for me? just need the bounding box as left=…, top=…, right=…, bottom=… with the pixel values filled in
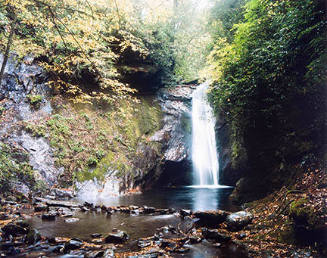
left=289, top=198, right=318, bottom=227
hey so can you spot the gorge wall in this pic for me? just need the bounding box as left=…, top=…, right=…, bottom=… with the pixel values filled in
left=0, top=54, right=194, bottom=196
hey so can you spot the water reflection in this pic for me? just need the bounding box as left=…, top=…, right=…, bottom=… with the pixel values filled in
left=192, top=187, right=218, bottom=211
left=99, top=186, right=237, bottom=212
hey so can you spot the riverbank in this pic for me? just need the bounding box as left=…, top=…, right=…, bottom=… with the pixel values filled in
left=0, top=190, right=248, bottom=257
left=1, top=164, right=326, bottom=258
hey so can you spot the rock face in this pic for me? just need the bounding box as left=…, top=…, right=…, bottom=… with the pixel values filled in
left=150, top=85, right=196, bottom=186
left=0, top=53, right=61, bottom=192
left=215, top=110, right=245, bottom=186
left=153, top=85, right=194, bottom=162
left=0, top=52, right=197, bottom=196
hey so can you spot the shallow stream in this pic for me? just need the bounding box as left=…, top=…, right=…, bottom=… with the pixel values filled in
left=27, top=187, right=248, bottom=257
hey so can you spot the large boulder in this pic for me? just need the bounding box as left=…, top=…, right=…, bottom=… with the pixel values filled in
left=226, top=211, right=253, bottom=231
left=25, top=229, right=41, bottom=244
left=64, top=239, right=83, bottom=252
left=202, top=228, right=231, bottom=243
left=1, top=223, right=28, bottom=236
left=194, top=210, right=229, bottom=228
left=104, top=230, right=129, bottom=243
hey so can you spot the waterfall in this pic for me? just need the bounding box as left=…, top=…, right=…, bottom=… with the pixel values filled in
left=191, top=82, right=220, bottom=186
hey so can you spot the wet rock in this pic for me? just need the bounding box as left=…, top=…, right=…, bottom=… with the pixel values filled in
left=91, top=233, right=102, bottom=238
left=25, top=229, right=41, bottom=244
left=159, top=226, right=169, bottom=234
left=44, top=195, right=56, bottom=200
left=41, top=212, right=56, bottom=221
left=64, top=239, right=83, bottom=251
left=120, top=207, right=130, bottom=213
left=180, top=209, right=192, bottom=217
left=131, top=209, right=140, bottom=215
left=236, top=233, right=247, bottom=240
left=160, top=239, right=177, bottom=249
left=100, top=206, right=108, bottom=212
left=59, top=207, right=74, bottom=217
left=15, top=220, right=30, bottom=229
left=84, top=202, right=94, bottom=209
left=91, top=238, right=103, bottom=244
left=168, top=208, right=176, bottom=214
left=156, top=208, right=169, bottom=215
left=226, top=211, right=253, bottom=231
left=143, top=206, right=156, bottom=214
left=131, top=247, right=163, bottom=257
left=48, top=237, right=68, bottom=244
left=2, top=223, right=28, bottom=236
left=194, top=210, right=229, bottom=228
left=81, top=206, right=90, bottom=212
left=52, top=188, right=74, bottom=200
left=103, top=249, right=115, bottom=257
left=213, top=243, right=222, bottom=248
left=138, top=239, right=152, bottom=248
left=86, top=250, right=105, bottom=258
left=104, top=230, right=129, bottom=243
left=48, top=244, right=64, bottom=253
left=188, top=236, right=202, bottom=244
left=65, top=218, right=80, bottom=223
left=202, top=228, right=231, bottom=243
left=35, top=197, right=79, bottom=208
left=34, top=203, right=48, bottom=212
left=48, top=207, right=60, bottom=215
left=168, top=225, right=177, bottom=234
left=174, top=247, right=190, bottom=253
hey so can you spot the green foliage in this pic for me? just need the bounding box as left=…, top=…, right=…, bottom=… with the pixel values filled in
left=86, top=156, right=98, bottom=167
left=0, top=0, right=183, bottom=102
left=27, top=94, right=43, bottom=108
left=24, top=123, right=47, bottom=137
left=208, top=0, right=326, bottom=174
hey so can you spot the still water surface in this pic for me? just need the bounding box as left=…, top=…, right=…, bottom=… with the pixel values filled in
left=108, top=186, right=237, bottom=212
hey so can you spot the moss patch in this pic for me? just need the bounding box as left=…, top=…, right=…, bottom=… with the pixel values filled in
left=25, top=95, right=163, bottom=185
left=289, top=198, right=318, bottom=228
left=27, top=94, right=43, bottom=108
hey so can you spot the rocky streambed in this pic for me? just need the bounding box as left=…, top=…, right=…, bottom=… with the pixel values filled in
left=0, top=189, right=254, bottom=257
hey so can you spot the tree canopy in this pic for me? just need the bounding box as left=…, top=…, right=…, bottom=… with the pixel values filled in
left=207, top=0, right=326, bottom=195
left=0, top=0, right=212, bottom=103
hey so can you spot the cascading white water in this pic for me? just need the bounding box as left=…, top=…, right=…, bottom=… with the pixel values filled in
left=191, top=82, right=220, bottom=186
